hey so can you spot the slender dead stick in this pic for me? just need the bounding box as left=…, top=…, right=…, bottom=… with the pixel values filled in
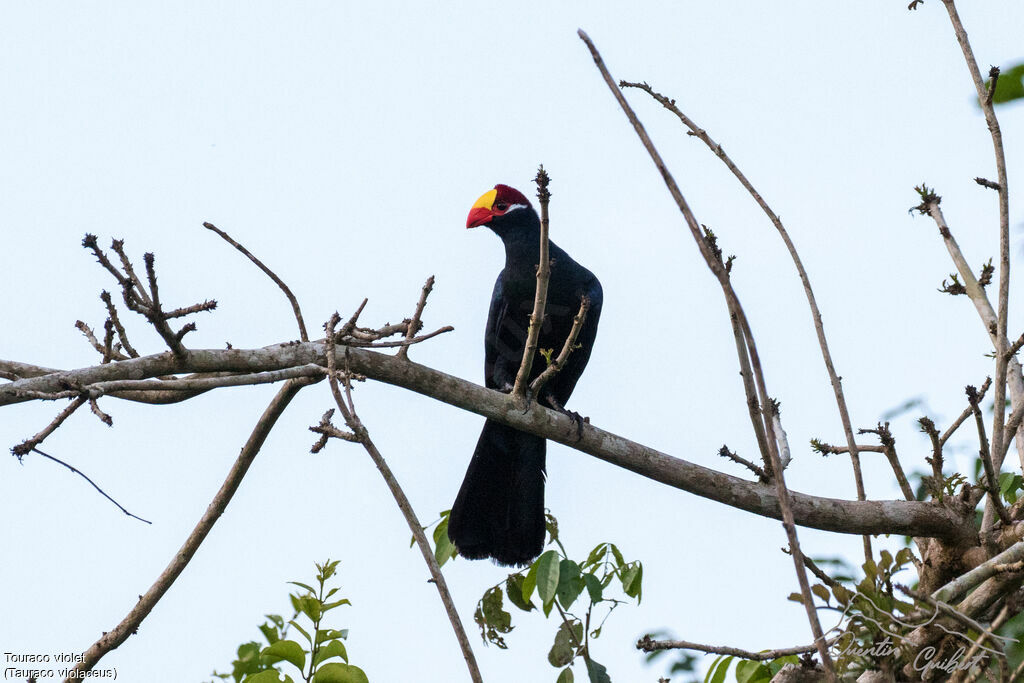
left=512, top=167, right=552, bottom=400
left=578, top=29, right=834, bottom=679
left=396, top=275, right=435, bottom=361
left=63, top=376, right=317, bottom=681
left=203, top=222, right=309, bottom=342
left=323, top=316, right=482, bottom=683
left=621, top=80, right=874, bottom=564
left=530, top=296, right=590, bottom=397
left=637, top=634, right=834, bottom=660
left=941, top=0, right=1012, bottom=486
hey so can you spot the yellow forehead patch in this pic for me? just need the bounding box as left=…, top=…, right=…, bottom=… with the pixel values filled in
left=471, top=189, right=497, bottom=210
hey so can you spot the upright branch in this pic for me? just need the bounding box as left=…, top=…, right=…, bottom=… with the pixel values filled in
left=941, top=0, right=1012, bottom=493
left=620, top=78, right=873, bottom=563
left=396, top=275, right=436, bottom=361
left=530, top=296, right=590, bottom=397
left=578, top=29, right=834, bottom=678
left=914, top=188, right=1024, bottom=475
left=512, top=165, right=552, bottom=401
left=967, top=384, right=1012, bottom=527
left=82, top=235, right=217, bottom=360
left=320, top=313, right=482, bottom=683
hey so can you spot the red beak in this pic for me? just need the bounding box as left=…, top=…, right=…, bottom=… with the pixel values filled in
left=466, top=206, right=494, bottom=229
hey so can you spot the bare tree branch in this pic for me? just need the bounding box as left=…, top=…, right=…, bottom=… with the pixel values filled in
left=396, top=275, right=435, bottom=361
left=620, top=78, right=873, bottom=564
left=512, top=166, right=552, bottom=401
left=321, top=314, right=482, bottom=683
left=204, top=221, right=309, bottom=342
left=64, top=375, right=319, bottom=681
left=636, top=634, right=833, bottom=659
left=530, top=296, right=590, bottom=397
left=0, top=343, right=972, bottom=540
left=579, top=30, right=834, bottom=676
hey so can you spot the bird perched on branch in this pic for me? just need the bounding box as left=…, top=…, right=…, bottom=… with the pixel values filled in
left=448, top=183, right=603, bottom=567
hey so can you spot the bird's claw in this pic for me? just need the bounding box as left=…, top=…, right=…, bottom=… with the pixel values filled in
left=544, top=395, right=588, bottom=441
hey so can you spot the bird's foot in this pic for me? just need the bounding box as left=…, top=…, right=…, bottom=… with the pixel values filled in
left=544, top=395, right=588, bottom=441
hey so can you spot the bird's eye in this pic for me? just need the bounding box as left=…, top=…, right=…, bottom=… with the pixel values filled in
left=495, top=202, right=509, bottom=212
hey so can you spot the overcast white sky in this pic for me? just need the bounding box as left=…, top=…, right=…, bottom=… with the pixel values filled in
left=3, top=2, right=1024, bottom=682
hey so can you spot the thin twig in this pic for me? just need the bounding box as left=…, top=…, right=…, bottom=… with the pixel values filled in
left=32, top=448, right=149, bottom=523
left=100, top=291, right=139, bottom=358
left=858, top=423, right=915, bottom=502
left=203, top=221, right=309, bottom=342
left=64, top=376, right=317, bottom=681
left=636, top=634, right=834, bottom=659
left=396, top=276, right=435, bottom=361
left=620, top=78, right=873, bottom=563
left=941, top=0, right=1013, bottom=490
left=719, top=445, right=769, bottom=483
left=11, top=395, right=88, bottom=459
left=530, top=296, right=590, bottom=397
left=917, top=193, right=1024, bottom=478
left=512, top=166, right=552, bottom=400
left=322, top=316, right=482, bottom=683
left=578, top=30, right=835, bottom=678
left=968, top=384, right=1012, bottom=526
left=942, top=377, right=993, bottom=446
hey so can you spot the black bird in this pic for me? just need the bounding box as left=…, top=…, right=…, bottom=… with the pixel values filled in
left=448, top=184, right=603, bottom=567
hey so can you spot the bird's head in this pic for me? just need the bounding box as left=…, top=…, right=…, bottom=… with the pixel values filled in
left=465, top=184, right=537, bottom=237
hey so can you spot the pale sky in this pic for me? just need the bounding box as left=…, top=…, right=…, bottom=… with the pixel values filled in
left=3, top=2, right=1024, bottom=682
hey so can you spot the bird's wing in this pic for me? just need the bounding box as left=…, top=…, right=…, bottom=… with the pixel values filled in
left=484, top=271, right=512, bottom=390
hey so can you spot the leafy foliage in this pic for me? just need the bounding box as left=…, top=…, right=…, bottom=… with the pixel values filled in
left=206, top=560, right=368, bottom=683
left=467, top=513, right=643, bottom=682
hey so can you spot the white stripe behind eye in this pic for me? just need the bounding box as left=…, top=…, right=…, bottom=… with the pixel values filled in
left=504, top=203, right=528, bottom=214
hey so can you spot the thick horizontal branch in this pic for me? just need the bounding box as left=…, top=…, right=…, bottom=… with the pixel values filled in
left=1, top=344, right=970, bottom=540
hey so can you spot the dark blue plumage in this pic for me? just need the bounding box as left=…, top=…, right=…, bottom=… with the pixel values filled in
left=448, top=184, right=602, bottom=567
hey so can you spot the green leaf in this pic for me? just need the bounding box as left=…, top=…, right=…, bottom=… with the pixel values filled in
left=536, top=550, right=561, bottom=607
left=506, top=573, right=536, bottom=612
left=433, top=516, right=456, bottom=567
left=548, top=619, right=584, bottom=667
left=607, top=544, right=625, bottom=569
left=556, top=667, right=574, bottom=683
left=878, top=549, right=893, bottom=572
left=585, top=658, right=611, bottom=683
left=736, top=660, right=771, bottom=683
left=523, top=562, right=540, bottom=604
left=243, top=672, right=292, bottom=683
left=585, top=543, right=607, bottom=568
left=620, top=562, right=642, bottom=602
left=708, top=655, right=734, bottom=683
left=261, top=640, right=306, bottom=673
left=259, top=622, right=280, bottom=645
left=289, top=581, right=317, bottom=594
left=288, top=620, right=312, bottom=646
left=786, top=592, right=804, bottom=604
left=312, top=663, right=369, bottom=683
left=811, top=584, right=830, bottom=604
left=583, top=573, right=603, bottom=603
left=322, top=599, right=351, bottom=612
left=475, top=586, right=512, bottom=648
left=768, top=655, right=799, bottom=675
left=313, top=640, right=348, bottom=666
left=557, top=560, right=584, bottom=608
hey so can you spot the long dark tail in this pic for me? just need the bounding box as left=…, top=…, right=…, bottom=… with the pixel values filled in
left=448, top=419, right=546, bottom=567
